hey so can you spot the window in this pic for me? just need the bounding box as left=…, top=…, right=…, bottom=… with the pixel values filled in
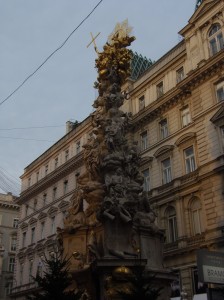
left=159, top=118, right=168, bottom=139
left=22, top=232, right=26, bottom=248
left=19, top=264, right=23, bottom=285
left=166, top=206, right=178, bottom=243
left=9, top=257, right=15, bottom=272
left=29, top=260, right=33, bottom=282
left=37, top=260, right=43, bottom=277
left=54, top=157, right=58, bottom=169
left=176, top=67, right=184, bottom=83
left=76, top=141, right=81, bottom=154
left=36, top=171, right=39, bottom=182
left=139, top=95, right=145, bottom=111
left=142, top=169, right=150, bottom=192
left=33, top=199, right=37, bottom=211
left=156, top=81, right=164, bottom=98
left=140, top=131, right=148, bottom=151
left=161, top=158, right=172, bottom=184
left=208, top=23, right=224, bottom=56
left=181, top=106, right=191, bottom=127
left=43, top=193, right=47, bottom=206
left=31, top=227, right=35, bottom=244
left=53, top=187, right=57, bottom=200
left=45, top=165, right=48, bottom=176
left=184, top=146, right=196, bottom=173
left=64, top=180, right=68, bottom=195
left=216, top=81, right=224, bottom=102
left=65, top=150, right=69, bottom=162
left=191, top=198, right=202, bottom=235
left=5, top=281, right=13, bottom=296
left=28, top=177, right=31, bottom=187
left=13, top=218, right=19, bottom=228
left=0, top=215, right=2, bottom=225
left=11, top=237, right=17, bottom=251
left=41, top=222, right=45, bottom=239
left=192, top=267, right=208, bottom=294
left=25, top=205, right=29, bottom=216
left=220, top=126, right=224, bottom=150
left=51, top=216, right=56, bottom=234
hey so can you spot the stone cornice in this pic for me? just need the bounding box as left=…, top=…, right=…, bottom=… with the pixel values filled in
left=18, top=153, right=83, bottom=204
left=0, top=200, right=19, bottom=210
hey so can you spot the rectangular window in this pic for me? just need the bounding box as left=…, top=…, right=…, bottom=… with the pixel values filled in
left=53, top=187, right=57, bottom=200
left=64, top=180, right=68, bottom=195
left=43, top=193, right=47, bottom=206
left=142, top=169, right=150, bottom=191
left=161, top=158, right=172, bottom=184
left=20, top=264, right=23, bottom=285
left=65, top=150, right=69, bottom=162
left=28, top=177, right=31, bottom=187
left=11, top=237, right=17, bottom=252
left=29, top=260, right=33, bottom=282
left=13, top=218, right=19, bottom=228
left=140, top=131, right=148, bottom=151
left=31, top=227, right=35, bottom=244
left=9, top=257, right=15, bottom=272
left=181, top=106, right=191, bottom=127
left=36, top=171, right=39, bottom=182
left=45, top=165, right=48, bottom=176
left=139, top=95, right=145, bottom=111
left=168, top=215, right=178, bottom=243
left=51, top=216, right=56, bottom=234
left=22, top=232, right=26, bottom=248
left=192, top=210, right=201, bottom=235
left=54, top=157, right=58, bottom=169
left=216, top=81, right=224, bottom=102
left=156, top=81, right=164, bottom=98
left=33, top=199, right=37, bottom=211
left=184, top=146, right=196, bottom=174
left=159, top=118, right=168, bottom=139
left=76, top=141, right=81, bottom=154
left=5, top=282, right=13, bottom=296
left=41, top=222, right=45, bottom=239
left=176, top=67, right=184, bottom=83
left=25, top=205, right=29, bottom=216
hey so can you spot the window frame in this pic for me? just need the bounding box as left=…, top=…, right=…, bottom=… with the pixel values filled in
left=31, top=227, right=35, bottom=244
left=159, top=118, right=169, bottom=139
left=142, top=168, right=150, bottom=192
left=140, top=131, right=148, bottom=151
left=176, top=66, right=184, bottom=83
left=215, top=80, right=224, bottom=102
left=208, top=23, right=224, bottom=56
left=8, top=257, right=15, bottom=272
left=139, top=95, right=145, bottom=111
left=181, top=105, right=191, bottom=127
left=166, top=206, right=178, bottom=243
left=13, top=218, right=19, bottom=228
left=184, top=146, right=196, bottom=174
left=161, top=157, right=172, bottom=184
left=10, top=236, right=17, bottom=252
left=156, top=81, right=164, bottom=98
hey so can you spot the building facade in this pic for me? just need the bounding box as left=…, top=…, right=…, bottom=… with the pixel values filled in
left=0, top=193, right=19, bottom=300
left=12, top=1, right=224, bottom=299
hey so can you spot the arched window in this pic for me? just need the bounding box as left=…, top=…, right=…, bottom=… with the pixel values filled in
left=208, top=23, right=224, bottom=56
left=165, top=206, right=178, bottom=243
left=190, top=198, right=202, bottom=235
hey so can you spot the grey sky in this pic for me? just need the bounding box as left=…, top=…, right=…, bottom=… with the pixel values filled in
left=0, top=0, right=197, bottom=195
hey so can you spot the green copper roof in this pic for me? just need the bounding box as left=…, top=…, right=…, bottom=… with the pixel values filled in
left=195, top=0, right=203, bottom=10
left=130, top=52, right=153, bottom=80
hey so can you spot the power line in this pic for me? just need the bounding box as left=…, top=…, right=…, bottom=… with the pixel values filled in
left=0, top=0, right=103, bottom=107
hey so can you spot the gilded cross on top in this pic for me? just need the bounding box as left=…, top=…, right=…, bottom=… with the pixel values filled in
left=87, top=32, right=100, bottom=53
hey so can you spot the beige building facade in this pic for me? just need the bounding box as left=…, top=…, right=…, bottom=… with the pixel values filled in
left=12, top=1, right=224, bottom=299
left=0, top=193, right=19, bottom=300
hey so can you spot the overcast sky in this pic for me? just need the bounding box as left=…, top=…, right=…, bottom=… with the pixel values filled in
left=0, top=0, right=197, bottom=195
